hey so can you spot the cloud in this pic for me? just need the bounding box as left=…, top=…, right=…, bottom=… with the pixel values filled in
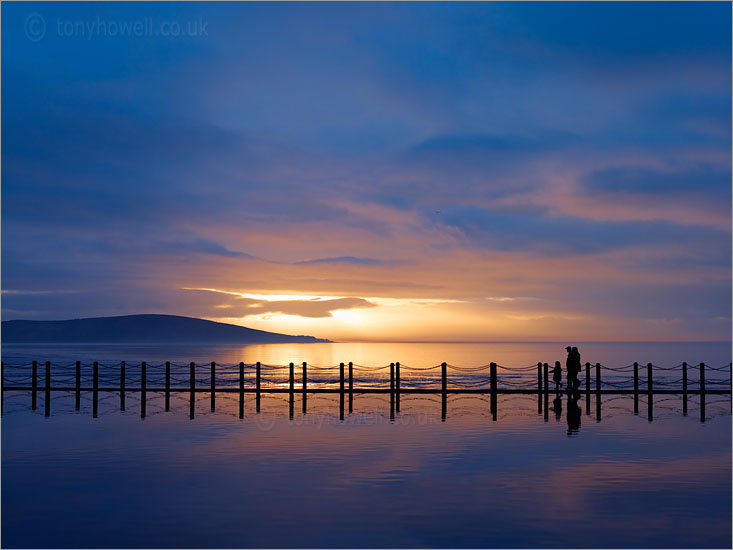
left=295, top=256, right=399, bottom=266
left=583, top=166, right=731, bottom=200
left=236, top=297, right=378, bottom=318
left=408, top=132, right=577, bottom=157
left=439, top=206, right=730, bottom=256
left=151, top=239, right=255, bottom=259
left=185, top=290, right=379, bottom=319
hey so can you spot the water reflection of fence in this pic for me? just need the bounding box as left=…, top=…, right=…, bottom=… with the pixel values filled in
left=1, top=360, right=730, bottom=422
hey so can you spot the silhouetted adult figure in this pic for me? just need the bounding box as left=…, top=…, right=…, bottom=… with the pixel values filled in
left=567, top=391, right=581, bottom=435
left=565, top=346, right=581, bottom=390
left=571, top=346, right=581, bottom=389
left=565, top=346, right=576, bottom=390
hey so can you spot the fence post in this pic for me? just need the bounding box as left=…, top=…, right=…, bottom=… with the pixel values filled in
left=302, top=362, right=307, bottom=415
left=256, top=362, right=261, bottom=413
left=239, top=362, right=245, bottom=419
left=543, top=363, right=549, bottom=421
left=93, top=361, right=98, bottom=418
left=44, top=361, right=51, bottom=417
left=210, top=361, right=216, bottom=412
left=537, top=362, right=542, bottom=414
left=289, top=362, right=294, bottom=420
left=289, top=362, right=295, bottom=419
left=165, top=361, right=171, bottom=411
left=189, top=362, right=195, bottom=420
left=647, top=363, right=653, bottom=422
left=537, top=362, right=542, bottom=391
left=490, top=362, right=497, bottom=421
left=699, top=363, right=705, bottom=394
left=75, top=361, right=81, bottom=410
left=395, top=362, right=401, bottom=413
left=594, top=363, right=601, bottom=422
left=389, top=363, right=395, bottom=421
left=441, top=362, right=447, bottom=396
left=340, top=362, right=345, bottom=421
left=141, top=362, right=147, bottom=419
left=682, top=362, right=687, bottom=416
left=585, top=362, right=591, bottom=415
left=441, top=362, right=447, bottom=422
left=120, top=361, right=126, bottom=411
left=700, top=363, right=705, bottom=423
left=543, top=363, right=549, bottom=394
left=348, top=362, right=353, bottom=413
left=32, top=361, right=37, bottom=410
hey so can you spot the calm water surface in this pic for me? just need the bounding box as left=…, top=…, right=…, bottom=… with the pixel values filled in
left=3, top=341, right=732, bottom=367
left=2, top=342, right=731, bottom=549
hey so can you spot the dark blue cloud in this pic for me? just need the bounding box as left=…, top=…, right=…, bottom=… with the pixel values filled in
left=296, top=257, right=396, bottom=266
left=409, top=133, right=578, bottom=156
left=639, top=93, right=731, bottom=133
left=440, top=207, right=730, bottom=257
left=151, top=239, right=254, bottom=259
left=584, top=167, right=731, bottom=201
left=499, top=2, right=731, bottom=60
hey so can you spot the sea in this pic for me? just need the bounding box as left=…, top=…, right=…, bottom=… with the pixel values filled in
left=1, top=341, right=731, bottom=549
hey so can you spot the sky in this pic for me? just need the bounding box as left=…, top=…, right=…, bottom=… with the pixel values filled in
left=1, top=2, right=731, bottom=342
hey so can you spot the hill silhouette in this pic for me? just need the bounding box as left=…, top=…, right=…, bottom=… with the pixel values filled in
left=1, top=314, right=330, bottom=344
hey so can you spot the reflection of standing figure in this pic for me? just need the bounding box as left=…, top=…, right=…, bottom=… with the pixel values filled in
left=567, top=392, right=581, bottom=435
left=552, top=395, right=563, bottom=420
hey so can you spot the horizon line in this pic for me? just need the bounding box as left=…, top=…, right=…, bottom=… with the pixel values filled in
left=328, top=340, right=733, bottom=344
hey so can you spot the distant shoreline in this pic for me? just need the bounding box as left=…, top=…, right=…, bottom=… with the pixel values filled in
left=1, top=314, right=331, bottom=344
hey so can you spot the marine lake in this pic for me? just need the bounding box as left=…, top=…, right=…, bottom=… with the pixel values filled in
left=2, top=342, right=731, bottom=548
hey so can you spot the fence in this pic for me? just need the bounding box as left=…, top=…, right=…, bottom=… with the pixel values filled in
left=1, top=360, right=731, bottom=422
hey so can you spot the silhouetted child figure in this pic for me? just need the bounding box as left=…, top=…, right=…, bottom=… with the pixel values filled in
left=552, top=363, right=563, bottom=391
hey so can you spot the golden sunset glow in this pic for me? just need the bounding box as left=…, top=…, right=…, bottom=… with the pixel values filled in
left=1, top=3, right=729, bottom=346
